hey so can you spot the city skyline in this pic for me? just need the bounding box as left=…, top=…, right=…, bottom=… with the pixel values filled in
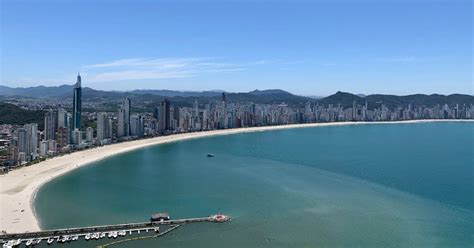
left=1, top=73, right=472, bottom=167
left=1, top=0, right=472, bottom=96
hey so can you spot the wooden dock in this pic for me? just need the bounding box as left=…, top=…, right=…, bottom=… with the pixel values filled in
left=0, top=214, right=230, bottom=246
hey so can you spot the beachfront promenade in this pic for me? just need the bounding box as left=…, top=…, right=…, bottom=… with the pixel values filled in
left=0, top=214, right=230, bottom=247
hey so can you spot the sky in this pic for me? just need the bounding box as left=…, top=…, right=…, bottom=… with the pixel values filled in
left=0, top=0, right=472, bottom=96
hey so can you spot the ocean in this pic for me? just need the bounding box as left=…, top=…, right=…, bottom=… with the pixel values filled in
left=35, top=122, right=474, bottom=247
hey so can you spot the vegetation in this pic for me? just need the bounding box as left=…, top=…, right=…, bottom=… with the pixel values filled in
left=0, top=102, right=45, bottom=127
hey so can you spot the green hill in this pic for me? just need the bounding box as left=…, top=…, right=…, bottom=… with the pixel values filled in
left=0, top=102, right=45, bottom=127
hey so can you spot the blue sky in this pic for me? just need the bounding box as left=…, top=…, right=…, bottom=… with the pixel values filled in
left=1, top=0, right=472, bottom=96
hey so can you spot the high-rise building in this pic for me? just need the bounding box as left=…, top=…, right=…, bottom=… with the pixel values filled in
left=57, top=127, right=69, bottom=149
left=86, top=127, right=94, bottom=143
left=130, top=114, right=144, bottom=137
left=123, top=97, right=130, bottom=134
left=39, top=140, right=49, bottom=157
left=97, top=112, right=111, bottom=140
left=44, top=109, right=56, bottom=140
left=17, top=128, right=28, bottom=154
left=72, top=73, right=82, bottom=130
left=117, top=98, right=131, bottom=138
left=117, top=109, right=126, bottom=138
left=72, top=129, right=82, bottom=145
left=24, top=123, right=38, bottom=158
left=57, top=108, right=68, bottom=128
left=158, top=99, right=170, bottom=133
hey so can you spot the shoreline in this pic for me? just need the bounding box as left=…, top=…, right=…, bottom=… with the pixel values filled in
left=0, top=119, right=472, bottom=234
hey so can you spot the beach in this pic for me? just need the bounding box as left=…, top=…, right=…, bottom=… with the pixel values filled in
left=0, top=120, right=471, bottom=234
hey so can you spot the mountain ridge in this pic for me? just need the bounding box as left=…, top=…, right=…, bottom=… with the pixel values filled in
left=0, top=85, right=472, bottom=109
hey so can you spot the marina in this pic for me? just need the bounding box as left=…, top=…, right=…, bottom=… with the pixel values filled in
left=0, top=214, right=230, bottom=247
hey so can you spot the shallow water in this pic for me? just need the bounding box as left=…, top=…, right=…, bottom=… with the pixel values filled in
left=35, top=122, right=474, bottom=247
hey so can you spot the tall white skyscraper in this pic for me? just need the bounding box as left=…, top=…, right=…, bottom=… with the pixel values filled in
left=117, top=109, right=126, bottom=138
left=130, top=114, right=144, bottom=137
left=97, top=112, right=111, bottom=140
left=17, top=128, right=28, bottom=154
left=24, top=123, right=38, bottom=158
left=86, top=127, right=94, bottom=143
left=57, top=108, right=68, bottom=128
left=117, top=97, right=131, bottom=138
left=44, top=109, right=56, bottom=140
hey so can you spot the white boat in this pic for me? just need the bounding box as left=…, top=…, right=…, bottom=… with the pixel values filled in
left=47, top=237, right=54, bottom=244
left=71, top=235, right=78, bottom=241
left=118, top=230, right=126, bottom=236
left=137, top=230, right=140, bottom=234
left=14, top=240, right=21, bottom=246
left=107, top=232, right=113, bottom=238
left=85, top=234, right=91, bottom=241
left=112, top=232, right=118, bottom=238
left=32, top=239, right=41, bottom=245
left=3, top=243, right=12, bottom=248
left=100, top=233, right=106, bottom=238
left=95, top=233, right=101, bottom=239
left=154, top=227, right=159, bottom=233
left=25, top=239, right=33, bottom=246
left=60, top=236, right=68, bottom=243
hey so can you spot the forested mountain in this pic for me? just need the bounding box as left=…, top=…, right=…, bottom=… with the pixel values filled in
left=1, top=85, right=472, bottom=110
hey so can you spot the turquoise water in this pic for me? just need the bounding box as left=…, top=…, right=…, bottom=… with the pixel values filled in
left=35, top=122, right=474, bottom=247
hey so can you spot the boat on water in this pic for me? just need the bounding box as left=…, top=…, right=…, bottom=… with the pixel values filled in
left=25, top=239, right=33, bottom=246
left=47, top=237, right=55, bottom=244
left=13, top=240, right=21, bottom=246
left=207, top=153, right=215, bottom=157
left=85, top=233, right=91, bottom=241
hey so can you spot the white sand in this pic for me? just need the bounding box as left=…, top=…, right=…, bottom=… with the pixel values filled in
left=0, top=120, right=471, bottom=233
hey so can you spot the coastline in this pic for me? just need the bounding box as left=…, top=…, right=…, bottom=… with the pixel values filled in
left=0, top=119, right=472, bottom=234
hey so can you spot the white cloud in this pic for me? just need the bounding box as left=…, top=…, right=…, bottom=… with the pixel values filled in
left=82, top=57, right=246, bottom=82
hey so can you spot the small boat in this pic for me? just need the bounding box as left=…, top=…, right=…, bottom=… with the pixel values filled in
left=85, top=233, right=91, bottom=241
left=25, top=239, right=33, bottom=246
left=118, top=230, right=126, bottom=236
left=207, top=153, right=215, bottom=157
left=61, top=236, right=69, bottom=243
left=47, top=237, right=54, bottom=244
left=100, top=232, right=106, bottom=238
left=71, top=235, right=79, bottom=241
left=32, top=239, right=41, bottom=245
left=154, top=227, right=159, bottom=233
left=107, top=232, right=113, bottom=238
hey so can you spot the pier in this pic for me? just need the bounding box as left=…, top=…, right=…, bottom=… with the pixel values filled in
left=0, top=214, right=230, bottom=247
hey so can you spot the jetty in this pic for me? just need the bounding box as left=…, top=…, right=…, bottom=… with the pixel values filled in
left=0, top=214, right=230, bottom=247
